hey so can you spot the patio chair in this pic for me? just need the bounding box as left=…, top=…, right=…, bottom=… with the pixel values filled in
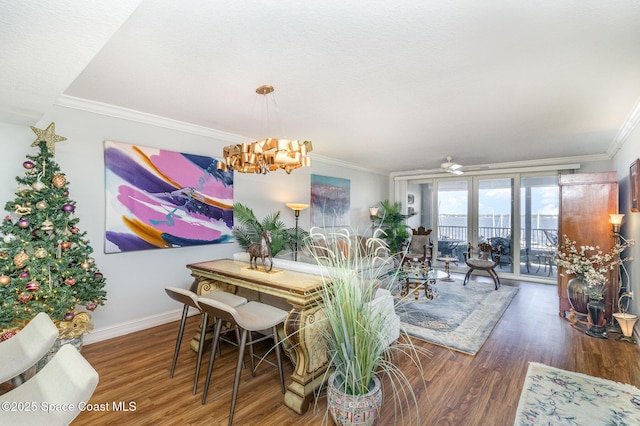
left=488, top=236, right=530, bottom=273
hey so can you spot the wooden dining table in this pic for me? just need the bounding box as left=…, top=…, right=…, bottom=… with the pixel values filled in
left=186, top=259, right=330, bottom=415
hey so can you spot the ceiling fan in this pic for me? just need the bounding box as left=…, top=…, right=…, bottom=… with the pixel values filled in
left=441, top=156, right=464, bottom=175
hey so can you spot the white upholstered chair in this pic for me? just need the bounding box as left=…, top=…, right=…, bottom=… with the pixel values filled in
left=0, top=312, right=58, bottom=385
left=0, top=344, right=99, bottom=425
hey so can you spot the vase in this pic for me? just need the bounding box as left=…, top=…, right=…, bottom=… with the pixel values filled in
left=567, top=277, right=589, bottom=315
left=585, top=299, right=607, bottom=338
left=327, top=372, right=382, bottom=426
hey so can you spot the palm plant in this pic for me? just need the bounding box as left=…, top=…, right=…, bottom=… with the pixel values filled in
left=233, top=203, right=306, bottom=256
left=373, top=200, right=415, bottom=255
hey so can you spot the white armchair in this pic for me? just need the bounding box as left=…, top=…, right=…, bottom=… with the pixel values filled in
left=0, top=344, right=99, bottom=425
left=0, top=312, right=58, bottom=385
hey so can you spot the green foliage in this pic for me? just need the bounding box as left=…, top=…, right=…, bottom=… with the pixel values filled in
left=374, top=200, right=415, bottom=255
left=232, top=203, right=306, bottom=256
left=304, top=228, right=428, bottom=422
left=0, top=141, right=106, bottom=332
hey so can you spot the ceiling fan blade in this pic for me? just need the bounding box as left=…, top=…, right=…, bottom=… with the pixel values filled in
left=449, top=169, right=464, bottom=175
left=449, top=163, right=463, bottom=170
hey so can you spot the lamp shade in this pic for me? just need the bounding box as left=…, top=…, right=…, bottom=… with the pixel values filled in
left=286, top=203, right=309, bottom=212
left=369, top=207, right=379, bottom=217
left=613, top=312, right=638, bottom=337
left=609, top=213, right=624, bottom=226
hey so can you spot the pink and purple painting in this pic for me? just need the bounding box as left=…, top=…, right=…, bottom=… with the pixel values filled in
left=104, top=141, right=234, bottom=253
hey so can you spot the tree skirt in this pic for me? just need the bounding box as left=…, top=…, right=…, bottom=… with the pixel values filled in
left=394, top=279, right=518, bottom=355
left=514, top=362, right=640, bottom=425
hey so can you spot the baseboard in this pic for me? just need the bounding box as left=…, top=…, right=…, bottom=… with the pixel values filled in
left=82, top=307, right=199, bottom=345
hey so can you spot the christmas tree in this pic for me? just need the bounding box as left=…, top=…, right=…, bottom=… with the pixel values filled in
left=0, top=123, right=106, bottom=339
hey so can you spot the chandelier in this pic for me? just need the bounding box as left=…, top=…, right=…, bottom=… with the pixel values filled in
left=217, top=85, right=313, bottom=174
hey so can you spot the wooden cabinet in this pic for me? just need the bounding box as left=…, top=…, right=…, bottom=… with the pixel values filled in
left=558, top=172, right=618, bottom=320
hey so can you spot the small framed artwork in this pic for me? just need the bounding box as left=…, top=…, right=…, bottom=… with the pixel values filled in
left=631, top=159, right=639, bottom=212
left=408, top=206, right=415, bottom=215
left=407, top=193, right=415, bottom=205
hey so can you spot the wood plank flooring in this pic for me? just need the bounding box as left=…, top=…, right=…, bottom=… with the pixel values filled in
left=73, top=277, right=640, bottom=425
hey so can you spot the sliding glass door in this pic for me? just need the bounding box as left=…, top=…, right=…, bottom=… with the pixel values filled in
left=405, top=172, right=558, bottom=282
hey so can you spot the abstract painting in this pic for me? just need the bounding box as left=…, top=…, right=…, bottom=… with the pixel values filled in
left=104, top=141, right=234, bottom=253
left=310, top=174, right=350, bottom=227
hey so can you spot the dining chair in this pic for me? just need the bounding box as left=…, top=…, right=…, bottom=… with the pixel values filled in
left=164, top=286, right=247, bottom=394
left=198, top=297, right=288, bottom=425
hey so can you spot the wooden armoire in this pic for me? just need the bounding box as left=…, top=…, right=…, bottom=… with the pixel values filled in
left=558, top=172, right=619, bottom=320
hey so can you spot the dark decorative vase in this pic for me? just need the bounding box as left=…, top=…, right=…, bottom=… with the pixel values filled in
left=586, top=299, right=607, bottom=338
left=567, top=277, right=589, bottom=315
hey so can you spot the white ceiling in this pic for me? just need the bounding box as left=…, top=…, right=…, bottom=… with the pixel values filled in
left=3, top=0, right=640, bottom=173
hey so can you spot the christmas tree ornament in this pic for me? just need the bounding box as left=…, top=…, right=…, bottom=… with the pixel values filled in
left=94, top=272, right=103, bottom=278
left=31, top=229, right=39, bottom=237
left=1, top=331, right=16, bottom=341
left=19, top=272, right=29, bottom=279
left=60, top=241, right=71, bottom=250
left=34, top=247, right=47, bottom=258
left=0, top=275, right=10, bottom=285
left=30, top=122, right=67, bottom=153
left=13, top=251, right=29, bottom=268
left=64, top=277, right=76, bottom=286
left=18, top=218, right=30, bottom=228
left=64, top=312, right=75, bottom=321
left=32, top=180, right=46, bottom=191
left=81, top=261, right=90, bottom=270
left=70, top=227, right=79, bottom=234
left=63, top=190, right=69, bottom=196
left=18, top=293, right=33, bottom=303
left=86, top=302, right=98, bottom=311
left=14, top=204, right=32, bottom=215
left=23, top=161, right=35, bottom=169
left=3, top=234, right=16, bottom=243
left=87, top=257, right=95, bottom=264
left=25, top=281, right=40, bottom=292
left=40, top=220, right=54, bottom=231
left=52, top=173, right=67, bottom=188
left=35, top=201, right=48, bottom=210
left=63, top=204, right=75, bottom=212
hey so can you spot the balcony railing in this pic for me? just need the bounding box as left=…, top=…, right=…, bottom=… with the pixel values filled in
left=437, top=225, right=557, bottom=249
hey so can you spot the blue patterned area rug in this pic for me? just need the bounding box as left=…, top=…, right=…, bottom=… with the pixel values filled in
left=394, top=279, right=518, bottom=355
left=514, top=362, right=640, bottom=425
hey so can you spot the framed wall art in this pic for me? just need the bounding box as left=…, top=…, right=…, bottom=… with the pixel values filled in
left=310, top=174, right=351, bottom=227
left=631, top=158, right=639, bottom=212
left=103, top=141, right=234, bottom=253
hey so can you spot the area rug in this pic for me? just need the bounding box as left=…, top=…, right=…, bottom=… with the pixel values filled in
left=514, top=362, right=640, bottom=425
left=394, top=279, right=518, bottom=355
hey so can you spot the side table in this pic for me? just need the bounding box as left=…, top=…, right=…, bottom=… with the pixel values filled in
left=436, top=256, right=458, bottom=282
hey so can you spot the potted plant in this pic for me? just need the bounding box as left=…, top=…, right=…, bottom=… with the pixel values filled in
left=372, top=200, right=415, bottom=256
left=304, top=227, right=427, bottom=425
left=232, top=202, right=306, bottom=257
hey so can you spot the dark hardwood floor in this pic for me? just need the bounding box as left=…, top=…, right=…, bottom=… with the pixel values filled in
left=73, top=276, right=640, bottom=425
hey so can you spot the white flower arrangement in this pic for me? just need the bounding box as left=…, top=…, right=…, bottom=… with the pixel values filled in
left=556, top=234, right=635, bottom=300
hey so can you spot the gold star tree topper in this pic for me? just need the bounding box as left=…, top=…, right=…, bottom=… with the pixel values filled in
left=30, top=122, right=67, bottom=154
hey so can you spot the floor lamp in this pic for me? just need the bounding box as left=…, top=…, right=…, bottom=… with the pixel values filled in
left=607, top=213, right=624, bottom=331
left=369, top=207, right=379, bottom=237
left=286, top=203, right=308, bottom=261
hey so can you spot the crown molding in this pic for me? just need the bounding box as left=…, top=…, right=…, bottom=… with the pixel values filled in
left=55, top=95, right=251, bottom=143
left=608, top=96, right=640, bottom=158
left=391, top=154, right=610, bottom=180
left=311, top=153, right=389, bottom=176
